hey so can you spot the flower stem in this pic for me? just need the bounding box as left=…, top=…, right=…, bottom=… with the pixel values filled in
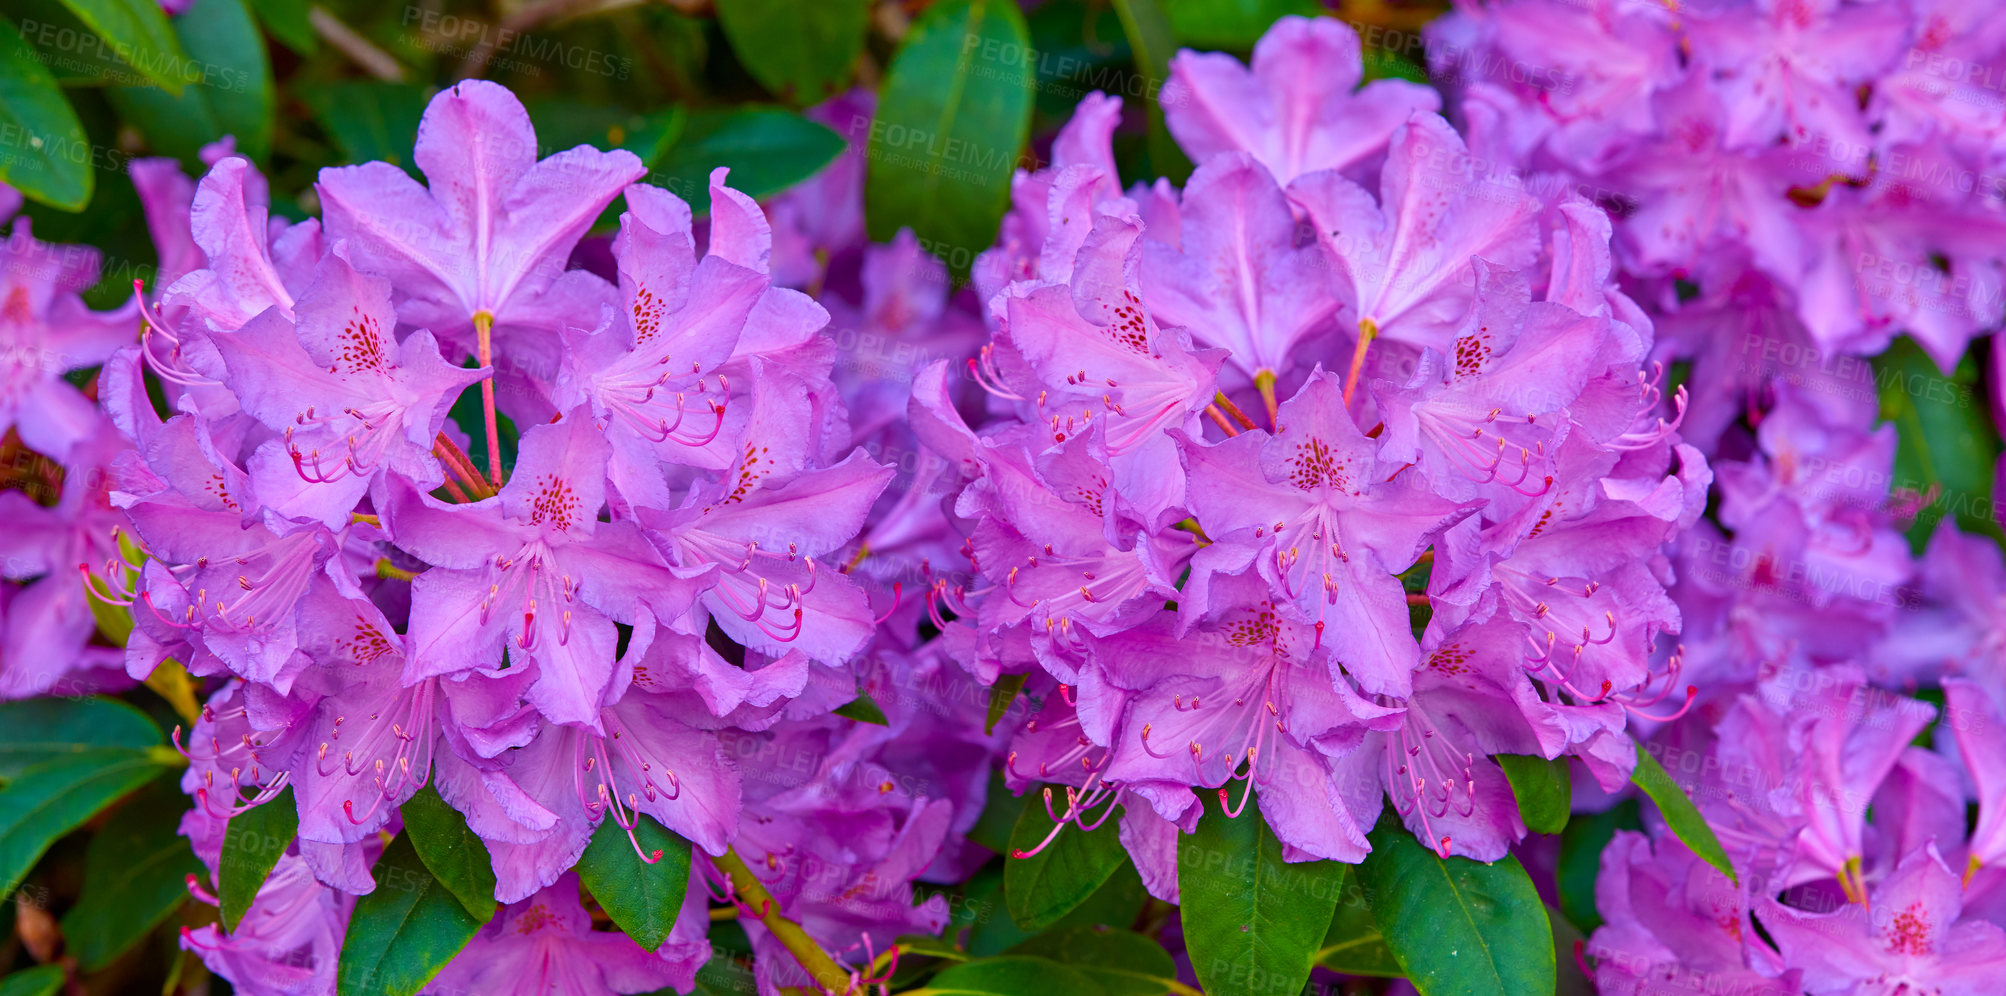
left=715, top=848, right=854, bottom=994
left=472, top=309, right=503, bottom=488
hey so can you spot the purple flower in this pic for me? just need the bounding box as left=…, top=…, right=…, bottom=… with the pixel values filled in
left=426, top=873, right=710, bottom=996
left=1182, top=369, right=1471, bottom=695
left=1162, top=15, right=1440, bottom=186
left=316, top=80, right=643, bottom=343
left=385, top=414, right=711, bottom=727
left=0, top=220, right=137, bottom=461
left=1761, top=845, right=2006, bottom=996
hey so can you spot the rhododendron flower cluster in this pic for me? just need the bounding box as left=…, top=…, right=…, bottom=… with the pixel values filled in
left=935, top=14, right=1701, bottom=882
left=6, top=5, right=2006, bottom=996
left=47, top=79, right=976, bottom=995
left=1429, top=1, right=2006, bottom=993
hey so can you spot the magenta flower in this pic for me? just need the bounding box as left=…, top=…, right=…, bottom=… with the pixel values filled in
left=427, top=873, right=711, bottom=996
left=0, top=220, right=137, bottom=461
left=386, top=414, right=710, bottom=727
left=1162, top=15, right=1440, bottom=186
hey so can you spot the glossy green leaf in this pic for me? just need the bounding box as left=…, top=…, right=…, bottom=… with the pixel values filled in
left=0, top=19, right=93, bottom=211
left=648, top=107, right=845, bottom=214
left=1003, top=787, right=1127, bottom=930
left=1316, top=863, right=1400, bottom=978
left=106, top=0, right=273, bottom=165
left=0, top=965, right=63, bottom=996
left=1877, top=336, right=2004, bottom=550
left=1632, top=743, right=1738, bottom=885
left=1110, top=0, right=1191, bottom=184
left=914, top=956, right=1107, bottom=996
left=1007, top=927, right=1177, bottom=996
left=245, top=0, right=313, bottom=54
left=1497, top=754, right=1572, bottom=835
left=400, top=784, right=497, bottom=921
left=716, top=0, right=869, bottom=102
left=0, top=749, right=169, bottom=900
left=1357, top=816, right=1555, bottom=996
left=1557, top=798, right=1639, bottom=933
left=337, top=833, right=482, bottom=996
left=576, top=812, right=692, bottom=951
left=219, top=785, right=297, bottom=931
left=1159, top=0, right=1323, bottom=48
left=834, top=691, right=890, bottom=725
left=985, top=674, right=1027, bottom=734
left=0, top=696, right=159, bottom=778
left=60, top=777, right=202, bottom=970
left=304, top=81, right=427, bottom=176
left=1179, top=791, right=1344, bottom=996
left=54, top=0, right=190, bottom=93
left=866, top=0, right=1034, bottom=279
left=972, top=858, right=1146, bottom=956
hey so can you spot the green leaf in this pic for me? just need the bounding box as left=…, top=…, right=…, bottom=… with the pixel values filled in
left=245, top=0, right=313, bottom=54
left=1876, top=336, right=2004, bottom=550
left=866, top=0, right=1034, bottom=280
left=303, top=81, right=428, bottom=176
left=1316, top=863, right=1400, bottom=978
left=575, top=812, right=692, bottom=951
left=834, top=691, right=890, bottom=725
left=106, top=0, right=273, bottom=166
left=1356, top=815, right=1555, bottom=996
left=716, top=0, right=869, bottom=103
left=0, top=18, right=93, bottom=210
left=0, top=749, right=169, bottom=900
left=1631, top=743, right=1738, bottom=885
left=526, top=98, right=684, bottom=164
left=1556, top=798, right=1639, bottom=933
left=400, top=784, right=497, bottom=921
left=219, top=785, right=297, bottom=931
left=968, top=860, right=1145, bottom=956
left=1003, top=787, right=1127, bottom=930
left=688, top=950, right=759, bottom=996
left=915, top=956, right=1108, bottom=996
left=337, top=832, right=483, bottom=996
left=1497, top=754, right=1572, bottom=835
left=986, top=674, right=1027, bottom=734
left=647, top=107, right=845, bottom=215
left=53, top=0, right=190, bottom=93
left=968, top=769, right=1029, bottom=854
left=1548, top=904, right=1597, bottom=996
left=59, top=777, right=203, bottom=970
left=1007, top=927, right=1177, bottom=996
left=1159, top=0, right=1323, bottom=48
left=0, top=966, right=63, bottom=996
left=1110, top=0, right=1191, bottom=185
left=0, top=696, right=159, bottom=778
left=1179, top=791, right=1344, bottom=996
left=1023, top=0, right=1131, bottom=123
